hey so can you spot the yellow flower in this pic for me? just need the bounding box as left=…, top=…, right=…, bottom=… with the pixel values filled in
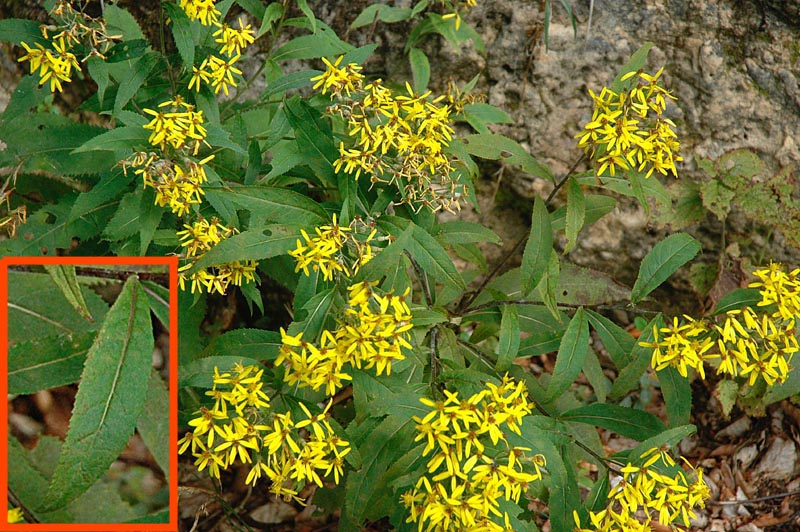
left=7, top=508, right=25, bottom=524
left=213, top=16, right=255, bottom=57
left=179, top=0, right=221, bottom=25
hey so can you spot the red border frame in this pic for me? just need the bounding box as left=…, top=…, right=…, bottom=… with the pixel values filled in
left=0, top=256, right=179, bottom=532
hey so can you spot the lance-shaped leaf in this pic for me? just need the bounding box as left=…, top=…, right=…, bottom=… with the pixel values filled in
left=561, top=403, right=666, bottom=441
left=136, top=369, right=171, bottom=481
left=8, top=331, right=96, bottom=394
left=564, top=176, right=585, bottom=254
left=545, top=307, right=589, bottom=402
left=43, top=264, right=94, bottom=322
left=496, top=304, right=520, bottom=372
left=43, top=275, right=153, bottom=510
left=521, top=195, right=552, bottom=296
left=631, top=233, right=701, bottom=304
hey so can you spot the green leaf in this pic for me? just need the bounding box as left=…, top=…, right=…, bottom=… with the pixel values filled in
left=350, top=4, right=413, bottom=28
left=561, top=403, right=666, bottom=441
left=585, top=309, right=635, bottom=370
left=43, top=275, right=153, bottom=510
left=73, top=125, right=150, bottom=153
left=538, top=250, right=561, bottom=319
left=657, top=365, right=692, bottom=427
left=610, top=42, right=655, bottom=92
left=257, top=2, right=284, bottom=38
left=564, top=177, right=585, bottom=253
left=496, top=304, right=520, bottom=372
left=136, top=369, right=171, bottom=480
left=86, top=57, right=110, bottom=107
left=271, top=25, right=353, bottom=61
left=7, top=271, right=108, bottom=345
left=163, top=2, right=194, bottom=70
left=141, top=280, right=170, bottom=328
left=0, top=18, right=47, bottom=45
left=433, top=220, right=501, bottom=245
left=43, top=264, right=94, bottom=322
left=341, top=415, right=417, bottom=530
left=353, top=224, right=413, bottom=284
left=462, top=102, right=513, bottom=134
left=409, top=222, right=466, bottom=291
left=408, top=47, right=430, bottom=92
left=460, top=133, right=554, bottom=181
left=284, top=97, right=337, bottom=184
left=545, top=307, right=589, bottom=401
left=103, top=189, right=143, bottom=240
left=582, top=348, right=608, bottom=403
left=207, top=185, right=329, bottom=225
left=261, top=69, right=317, bottom=98
left=609, top=314, right=662, bottom=400
left=621, top=425, right=696, bottom=465
left=296, top=0, right=317, bottom=33
left=105, top=4, right=146, bottom=40
left=179, top=355, right=266, bottom=388
left=8, top=437, right=74, bottom=521
left=521, top=195, right=552, bottom=296
left=630, top=233, right=701, bottom=304
left=712, top=287, right=762, bottom=315
left=114, top=51, right=160, bottom=115
left=8, top=332, right=96, bottom=395
left=186, top=225, right=298, bottom=274
left=551, top=194, right=616, bottom=232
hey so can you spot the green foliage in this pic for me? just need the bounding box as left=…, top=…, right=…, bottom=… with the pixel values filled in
left=4, top=2, right=783, bottom=530
left=7, top=269, right=169, bottom=523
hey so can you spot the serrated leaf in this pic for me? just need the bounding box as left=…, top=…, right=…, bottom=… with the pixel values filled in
left=114, top=51, right=160, bottom=115
left=409, top=223, right=466, bottom=291
left=341, top=415, right=418, bottom=530
left=43, top=275, right=153, bottom=510
left=8, top=331, right=96, bottom=394
left=86, top=56, right=109, bottom=106
left=8, top=437, right=74, bottom=521
left=545, top=307, right=589, bottom=401
left=44, top=264, right=93, bottom=322
left=461, top=133, right=554, bottom=181
left=585, top=309, right=635, bottom=370
left=104, top=4, right=146, bottom=40
left=179, top=355, right=266, bottom=388
left=620, top=425, right=696, bottom=465
left=7, top=271, right=108, bottom=344
left=353, top=224, right=413, bottom=284
left=631, top=233, right=701, bottom=304
left=284, top=97, right=337, bottom=184
left=657, top=365, right=692, bottom=427
left=0, top=18, right=47, bottom=45
left=73, top=125, right=150, bottom=153
left=433, top=220, right=501, bottom=245
left=712, top=287, right=762, bottom=315
left=103, top=189, right=142, bottom=240
left=186, top=225, right=298, bottom=274
left=561, top=403, right=666, bottom=441
left=207, top=185, right=329, bottom=225
left=609, top=314, right=662, bottom=400
left=136, top=369, right=171, bottom=479
left=564, top=176, right=585, bottom=253
left=163, top=2, right=194, bottom=70
left=496, top=304, right=520, bottom=372
left=521, top=195, right=552, bottom=296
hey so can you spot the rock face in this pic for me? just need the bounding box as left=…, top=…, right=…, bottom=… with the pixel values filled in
left=401, top=0, right=800, bottom=297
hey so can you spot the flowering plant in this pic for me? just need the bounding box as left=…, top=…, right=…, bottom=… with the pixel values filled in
left=3, top=1, right=794, bottom=531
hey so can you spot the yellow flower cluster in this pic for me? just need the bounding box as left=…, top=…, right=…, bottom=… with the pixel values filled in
left=189, top=17, right=254, bottom=95
left=122, top=97, right=213, bottom=217
left=574, top=448, right=710, bottom=532
left=17, top=0, right=120, bottom=93
left=278, top=281, right=412, bottom=396
left=179, top=0, right=221, bottom=26
left=18, top=36, right=80, bottom=93
left=576, top=68, right=681, bottom=179
left=177, top=217, right=258, bottom=295
left=288, top=215, right=377, bottom=282
left=312, top=56, right=467, bottom=213
left=7, top=508, right=25, bottom=524
left=642, top=262, right=800, bottom=386
left=178, top=363, right=351, bottom=502
left=401, top=375, right=544, bottom=532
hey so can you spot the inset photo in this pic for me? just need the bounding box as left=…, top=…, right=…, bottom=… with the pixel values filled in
left=1, top=257, right=178, bottom=532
